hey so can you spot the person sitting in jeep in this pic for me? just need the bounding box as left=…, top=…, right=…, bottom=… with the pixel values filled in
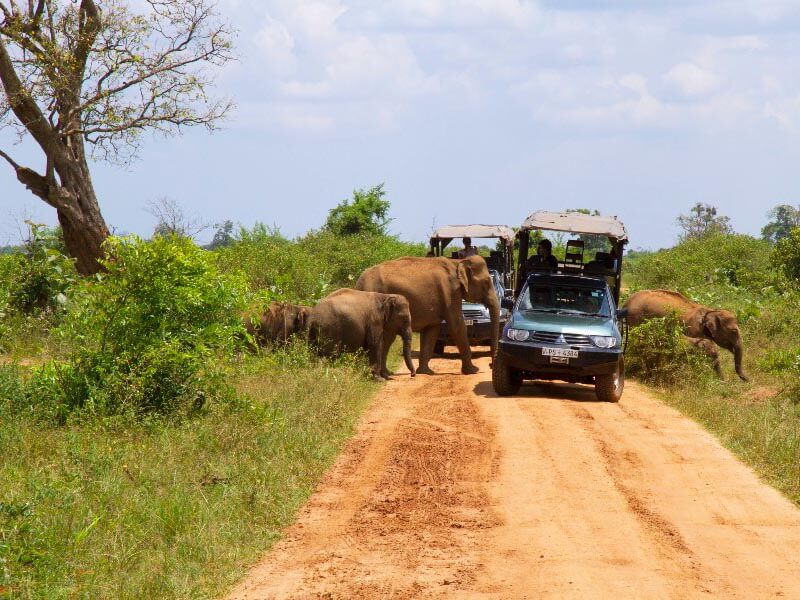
left=457, top=237, right=478, bottom=258
left=527, top=239, right=558, bottom=272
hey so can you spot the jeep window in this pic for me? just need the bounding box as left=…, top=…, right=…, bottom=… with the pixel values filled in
left=518, top=283, right=611, bottom=317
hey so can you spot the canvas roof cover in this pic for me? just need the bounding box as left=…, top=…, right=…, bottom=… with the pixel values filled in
left=520, top=211, right=628, bottom=242
left=431, top=224, right=516, bottom=245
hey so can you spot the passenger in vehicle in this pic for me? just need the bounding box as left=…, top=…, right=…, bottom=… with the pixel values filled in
left=457, top=237, right=478, bottom=258
left=527, top=239, right=558, bottom=271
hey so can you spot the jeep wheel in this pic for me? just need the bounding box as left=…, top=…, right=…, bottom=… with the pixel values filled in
left=492, top=351, right=522, bottom=396
left=595, top=356, right=624, bottom=402
left=434, top=340, right=445, bottom=355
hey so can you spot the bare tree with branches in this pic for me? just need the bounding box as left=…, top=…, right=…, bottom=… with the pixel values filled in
left=0, top=0, right=234, bottom=273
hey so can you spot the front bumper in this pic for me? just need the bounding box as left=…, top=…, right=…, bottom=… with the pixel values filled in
left=498, top=339, right=622, bottom=377
left=439, top=319, right=505, bottom=345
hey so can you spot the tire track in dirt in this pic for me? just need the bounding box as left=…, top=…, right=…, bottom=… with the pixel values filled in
left=229, top=357, right=800, bottom=599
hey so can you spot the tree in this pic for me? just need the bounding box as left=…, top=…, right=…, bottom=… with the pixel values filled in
left=772, top=227, right=800, bottom=281
left=0, top=0, right=233, bottom=274
left=147, top=196, right=208, bottom=240
left=676, top=203, right=732, bottom=241
left=325, top=184, right=392, bottom=236
left=207, top=219, right=234, bottom=249
left=761, top=204, right=800, bottom=244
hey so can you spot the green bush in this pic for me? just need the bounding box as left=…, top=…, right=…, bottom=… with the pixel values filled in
left=24, top=236, right=246, bottom=421
left=772, top=227, right=800, bottom=281
left=626, top=233, right=777, bottom=293
left=215, top=226, right=425, bottom=303
left=626, top=313, right=706, bottom=387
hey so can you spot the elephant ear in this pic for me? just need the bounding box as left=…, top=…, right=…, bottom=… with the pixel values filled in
left=703, top=310, right=721, bottom=339
left=456, top=261, right=471, bottom=296
left=295, top=307, right=309, bottom=332
left=381, top=295, right=398, bottom=325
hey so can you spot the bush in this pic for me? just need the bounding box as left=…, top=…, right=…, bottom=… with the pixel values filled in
left=215, top=226, right=425, bottom=303
left=772, top=227, right=800, bottom=281
left=626, top=313, right=706, bottom=387
left=24, top=236, right=246, bottom=421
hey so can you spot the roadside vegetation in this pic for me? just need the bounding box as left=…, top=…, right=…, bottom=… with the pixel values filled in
left=624, top=203, right=800, bottom=505
left=0, top=188, right=423, bottom=598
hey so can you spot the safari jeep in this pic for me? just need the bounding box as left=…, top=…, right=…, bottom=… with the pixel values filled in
left=428, top=225, right=515, bottom=354
left=492, top=212, right=628, bottom=402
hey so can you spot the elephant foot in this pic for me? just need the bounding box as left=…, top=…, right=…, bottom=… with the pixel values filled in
left=416, top=366, right=435, bottom=375
left=372, top=373, right=387, bottom=382
left=738, top=373, right=750, bottom=382
left=380, top=370, right=394, bottom=379
left=461, top=364, right=480, bottom=375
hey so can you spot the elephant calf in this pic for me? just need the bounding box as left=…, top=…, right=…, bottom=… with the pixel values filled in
left=243, top=301, right=310, bottom=348
left=624, top=289, right=748, bottom=381
left=308, top=289, right=415, bottom=380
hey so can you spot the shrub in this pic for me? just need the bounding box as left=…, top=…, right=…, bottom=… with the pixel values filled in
left=25, top=236, right=246, bottom=421
left=626, top=313, right=706, bottom=387
left=772, top=227, right=800, bottom=282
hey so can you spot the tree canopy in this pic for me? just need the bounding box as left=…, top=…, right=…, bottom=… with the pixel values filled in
left=0, top=0, right=234, bottom=273
left=676, top=203, right=732, bottom=241
left=324, top=184, right=392, bottom=236
left=762, top=204, right=800, bottom=244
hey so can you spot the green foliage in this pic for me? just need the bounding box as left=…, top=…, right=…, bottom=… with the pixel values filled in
left=762, top=204, right=800, bottom=244
left=324, top=184, right=392, bottom=236
left=772, top=227, right=800, bottom=281
left=626, top=313, right=706, bottom=387
left=626, top=233, right=776, bottom=294
left=677, top=203, right=733, bottom=241
left=23, top=236, right=246, bottom=421
left=2, top=222, right=76, bottom=315
left=215, top=227, right=425, bottom=303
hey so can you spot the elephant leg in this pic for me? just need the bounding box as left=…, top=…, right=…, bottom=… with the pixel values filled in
left=417, top=325, right=439, bottom=375
left=366, top=324, right=385, bottom=381
left=444, top=312, right=478, bottom=375
left=380, top=331, right=397, bottom=379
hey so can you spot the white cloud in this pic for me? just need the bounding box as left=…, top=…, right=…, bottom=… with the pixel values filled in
left=663, top=63, right=721, bottom=98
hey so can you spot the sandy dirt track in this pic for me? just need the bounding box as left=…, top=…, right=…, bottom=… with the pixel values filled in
left=228, top=355, right=800, bottom=599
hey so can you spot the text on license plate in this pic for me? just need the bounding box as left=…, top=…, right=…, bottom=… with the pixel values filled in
left=542, top=347, right=579, bottom=358
left=464, top=319, right=474, bottom=326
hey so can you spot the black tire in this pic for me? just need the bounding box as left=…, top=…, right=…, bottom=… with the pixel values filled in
left=492, top=351, right=522, bottom=396
left=595, top=356, right=625, bottom=402
left=434, top=340, right=445, bottom=355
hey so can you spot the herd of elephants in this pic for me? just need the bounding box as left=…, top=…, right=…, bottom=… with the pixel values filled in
left=244, top=251, right=748, bottom=385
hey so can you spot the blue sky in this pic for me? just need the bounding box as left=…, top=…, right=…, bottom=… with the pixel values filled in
left=2, top=0, right=799, bottom=248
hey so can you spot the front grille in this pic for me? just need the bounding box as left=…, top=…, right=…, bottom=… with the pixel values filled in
left=529, top=331, right=593, bottom=347
left=463, top=309, right=486, bottom=319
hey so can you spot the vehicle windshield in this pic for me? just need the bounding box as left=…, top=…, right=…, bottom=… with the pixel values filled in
left=518, top=282, right=611, bottom=317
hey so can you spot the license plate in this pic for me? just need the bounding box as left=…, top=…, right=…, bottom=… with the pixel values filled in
left=550, top=356, right=570, bottom=365
left=464, top=319, right=474, bottom=326
left=542, top=347, right=579, bottom=358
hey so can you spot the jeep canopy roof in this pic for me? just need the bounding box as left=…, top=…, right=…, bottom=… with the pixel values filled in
left=520, top=211, right=628, bottom=243
left=430, top=224, right=516, bottom=246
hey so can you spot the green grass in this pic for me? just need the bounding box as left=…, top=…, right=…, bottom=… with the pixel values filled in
left=0, top=353, right=379, bottom=599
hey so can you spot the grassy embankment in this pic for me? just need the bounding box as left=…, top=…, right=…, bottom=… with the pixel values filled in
left=624, top=234, right=800, bottom=503
left=0, top=227, right=424, bottom=598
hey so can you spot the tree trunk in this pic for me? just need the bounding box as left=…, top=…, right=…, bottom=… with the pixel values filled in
left=58, top=199, right=110, bottom=276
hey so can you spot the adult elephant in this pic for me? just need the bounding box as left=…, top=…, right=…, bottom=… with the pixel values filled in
left=356, top=255, right=500, bottom=375
left=624, top=290, right=748, bottom=381
left=243, top=301, right=310, bottom=348
left=307, top=289, right=415, bottom=380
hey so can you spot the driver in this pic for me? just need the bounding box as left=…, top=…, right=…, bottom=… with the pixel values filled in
left=527, top=239, right=558, bottom=271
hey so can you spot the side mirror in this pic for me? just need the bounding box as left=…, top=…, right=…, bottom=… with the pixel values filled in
left=616, top=308, right=628, bottom=319
left=501, top=297, right=514, bottom=310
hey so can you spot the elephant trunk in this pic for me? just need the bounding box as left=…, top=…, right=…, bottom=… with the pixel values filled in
left=485, top=292, right=500, bottom=359
left=733, top=339, right=748, bottom=382
left=402, top=326, right=416, bottom=377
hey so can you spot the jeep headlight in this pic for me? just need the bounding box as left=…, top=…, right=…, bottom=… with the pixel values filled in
left=590, top=335, right=617, bottom=348
left=507, top=328, right=530, bottom=341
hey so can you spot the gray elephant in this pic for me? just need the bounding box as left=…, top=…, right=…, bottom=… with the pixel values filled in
left=624, top=289, right=748, bottom=381
left=243, top=301, right=310, bottom=348
left=355, top=255, right=500, bottom=375
left=307, top=288, right=415, bottom=380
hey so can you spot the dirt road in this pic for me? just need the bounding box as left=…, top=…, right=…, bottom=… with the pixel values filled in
left=228, top=355, right=800, bottom=599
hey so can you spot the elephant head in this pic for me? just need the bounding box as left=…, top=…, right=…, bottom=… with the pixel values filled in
left=457, top=255, right=500, bottom=358
left=702, top=309, right=748, bottom=381
left=383, top=294, right=416, bottom=376
left=247, top=302, right=309, bottom=346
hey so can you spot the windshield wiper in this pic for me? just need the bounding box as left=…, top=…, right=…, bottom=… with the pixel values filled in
left=522, top=308, right=560, bottom=313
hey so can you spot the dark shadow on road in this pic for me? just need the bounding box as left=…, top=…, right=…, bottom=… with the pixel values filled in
left=472, top=380, right=600, bottom=403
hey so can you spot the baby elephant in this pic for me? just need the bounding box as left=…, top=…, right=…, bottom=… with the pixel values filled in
left=243, top=301, right=310, bottom=348
left=308, top=289, right=416, bottom=380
